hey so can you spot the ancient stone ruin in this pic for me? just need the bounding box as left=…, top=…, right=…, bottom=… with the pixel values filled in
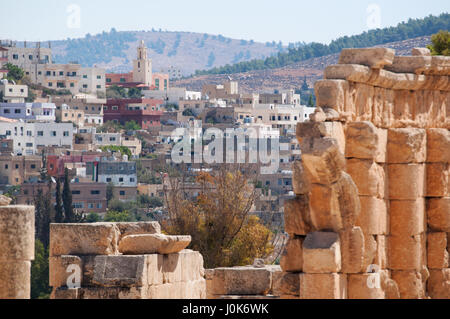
left=280, top=47, right=449, bottom=299
left=0, top=196, right=35, bottom=299
left=49, top=222, right=206, bottom=299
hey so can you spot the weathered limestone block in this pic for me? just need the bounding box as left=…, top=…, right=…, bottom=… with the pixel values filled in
left=0, top=205, right=35, bottom=261
left=426, top=128, right=450, bottom=163
left=427, top=56, right=450, bottom=76
left=387, top=128, right=427, bottom=163
left=380, top=272, right=401, bottom=299
left=314, top=79, right=349, bottom=112
left=51, top=287, right=80, bottom=299
left=338, top=48, right=395, bottom=69
left=79, top=287, right=121, bottom=299
left=390, top=199, right=425, bottom=236
left=426, top=163, right=450, bottom=197
left=0, top=261, right=31, bottom=299
left=280, top=236, right=304, bottom=272
left=300, top=273, right=347, bottom=299
left=92, top=255, right=148, bottom=287
left=357, top=196, right=388, bottom=235
left=385, top=56, right=432, bottom=74
left=427, top=233, right=449, bottom=269
left=335, top=172, right=361, bottom=230
left=363, top=234, right=377, bottom=271
left=427, top=269, right=450, bottom=299
left=284, top=196, right=312, bottom=236
left=49, top=255, right=83, bottom=288
left=346, top=159, right=385, bottom=198
left=0, top=195, right=12, bottom=206
left=272, top=272, right=300, bottom=297
left=324, top=64, right=371, bottom=83
left=50, top=223, right=120, bottom=257
left=412, top=48, right=431, bottom=56
left=118, top=287, right=149, bottom=299
left=345, top=122, right=387, bottom=162
left=339, top=227, right=365, bottom=273
left=309, top=106, right=327, bottom=122
left=299, top=137, right=346, bottom=185
left=375, top=235, right=388, bottom=269
left=426, top=198, right=450, bottom=232
left=388, top=164, right=425, bottom=200
left=391, top=271, right=426, bottom=299
left=347, top=274, right=385, bottom=299
left=207, top=266, right=275, bottom=296
left=297, top=121, right=345, bottom=155
left=389, top=235, right=422, bottom=270
left=116, top=222, right=161, bottom=239
left=119, top=234, right=191, bottom=255
left=292, top=161, right=310, bottom=195
left=302, top=232, right=341, bottom=274
left=352, top=83, right=374, bottom=122
left=162, top=250, right=204, bottom=284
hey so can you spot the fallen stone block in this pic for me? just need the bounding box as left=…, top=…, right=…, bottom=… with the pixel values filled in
left=390, top=199, right=425, bottom=236
left=427, top=269, right=450, bottom=299
left=0, top=261, right=31, bottom=299
left=314, top=79, right=348, bottom=112
left=388, top=164, right=425, bottom=200
left=427, top=128, right=450, bottom=163
left=0, top=205, right=35, bottom=261
left=428, top=233, right=449, bottom=269
left=284, top=195, right=312, bottom=236
left=92, top=255, right=148, bottom=287
left=387, top=128, right=427, bottom=163
left=50, top=223, right=120, bottom=257
left=280, top=236, right=304, bottom=272
left=300, top=137, right=346, bottom=185
left=324, top=64, right=372, bottom=83
left=272, top=272, right=300, bottom=297
left=391, top=271, right=426, bottom=299
left=119, top=234, right=191, bottom=255
left=347, top=274, right=385, bottom=299
left=339, top=227, right=365, bottom=273
left=338, top=48, right=395, bottom=69
left=300, top=273, right=347, bottom=299
left=346, top=159, right=385, bottom=198
left=389, top=235, right=422, bottom=270
left=0, top=195, right=12, bottom=206
left=426, top=163, right=450, bottom=197
left=302, top=232, right=341, bottom=273
left=412, top=48, right=431, bottom=56
left=162, top=249, right=204, bottom=284
left=116, top=222, right=161, bottom=240
left=49, top=255, right=83, bottom=288
left=426, top=198, right=450, bottom=232
left=357, top=196, right=388, bottom=235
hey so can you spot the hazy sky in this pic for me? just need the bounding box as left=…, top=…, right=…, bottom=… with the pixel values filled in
left=1, top=0, right=449, bottom=44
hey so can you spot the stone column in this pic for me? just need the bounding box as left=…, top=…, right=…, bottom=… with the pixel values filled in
left=0, top=205, right=35, bottom=299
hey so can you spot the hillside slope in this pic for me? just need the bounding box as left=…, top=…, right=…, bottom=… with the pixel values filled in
left=173, top=36, right=432, bottom=93
left=41, top=30, right=284, bottom=75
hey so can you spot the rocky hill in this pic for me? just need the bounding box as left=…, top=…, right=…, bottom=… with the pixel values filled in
left=173, top=36, right=432, bottom=93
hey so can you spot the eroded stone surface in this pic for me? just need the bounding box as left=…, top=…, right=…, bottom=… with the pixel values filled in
left=119, top=234, right=191, bottom=255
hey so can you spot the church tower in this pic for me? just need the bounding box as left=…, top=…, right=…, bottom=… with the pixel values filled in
left=133, top=40, right=152, bottom=86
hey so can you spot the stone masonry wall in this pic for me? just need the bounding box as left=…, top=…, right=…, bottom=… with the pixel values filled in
left=281, top=47, right=449, bottom=299
left=49, top=222, right=206, bottom=299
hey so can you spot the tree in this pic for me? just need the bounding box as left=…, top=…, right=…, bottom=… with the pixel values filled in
left=124, top=120, right=141, bottom=131
left=307, top=94, right=315, bottom=107
left=301, top=77, right=309, bottom=91
left=207, top=52, right=216, bottom=68
left=162, top=169, right=273, bottom=268
left=106, top=182, right=114, bottom=203
left=54, top=178, right=64, bottom=223
left=30, top=240, right=51, bottom=299
left=39, top=150, right=48, bottom=182
left=86, top=212, right=101, bottom=223
left=427, top=30, right=450, bottom=56
left=61, top=168, right=84, bottom=223
left=5, top=63, right=24, bottom=82
left=104, top=210, right=134, bottom=222
left=34, top=182, right=53, bottom=248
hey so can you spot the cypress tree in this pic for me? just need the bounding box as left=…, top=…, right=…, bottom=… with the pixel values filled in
left=62, top=168, right=73, bottom=223
left=54, top=178, right=64, bottom=223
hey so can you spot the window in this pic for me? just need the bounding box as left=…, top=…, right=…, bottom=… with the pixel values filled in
left=83, top=75, right=87, bottom=79
left=26, top=143, right=32, bottom=147
left=90, top=190, right=100, bottom=195
left=120, top=78, right=126, bottom=82
left=119, top=191, right=125, bottom=196
left=5, top=130, right=11, bottom=136
left=109, top=137, right=116, bottom=142
left=88, top=203, right=94, bottom=209
left=72, top=202, right=84, bottom=208
left=96, top=203, right=102, bottom=209
left=13, top=54, right=18, bottom=60
left=15, top=164, right=19, bottom=169
left=63, top=131, right=69, bottom=137
left=4, top=109, right=10, bottom=114
left=37, top=131, right=43, bottom=136
left=51, top=131, right=56, bottom=137
left=70, top=83, right=74, bottom=87
left=46, top=71, right=51, bottom=76
left=14, top=109, right=21, bottom=114
left=29, top=55, right=33, bottom=60
left=59, top=71, right=64, bottom=76
left=31, top=164, right=36, bottom=169
left=48, top=82, right=52, bottom=87
left=97, top=75, right=101, bottom=79
left=83, top=84, right=88, bottom=88
left=72, top=190, right=81, bottom=195
left=96, top=85, right=101, bottom=89
left=106, top=78, right=112, bottom=83
left=106, top=178, right=112, bottom=182
left=4, top=164, right=8, bottom=169
left=130, top=177, right=135, bottom=182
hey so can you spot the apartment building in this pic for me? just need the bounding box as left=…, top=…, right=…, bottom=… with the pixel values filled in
left=86, top=160, right=137, bottom=187
left=0, top=102, right=56, bottom=121
left=0, top=155, right=42, bottom=185
left=104, top=98, right=163, bottom=129
left=0, top=80, right=28, bottom=103
left=258, top=89, right=301, bottom=105
left=0, top=121, right=73, bottom=155
left=202, top=80, right=240, bottom=102
left=143, top=87, right=200, bottom=106
left=56, top=104, right=85, bottom=126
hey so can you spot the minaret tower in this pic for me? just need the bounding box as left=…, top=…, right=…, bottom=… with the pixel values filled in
left=133, top=40, right=152, bottom=86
